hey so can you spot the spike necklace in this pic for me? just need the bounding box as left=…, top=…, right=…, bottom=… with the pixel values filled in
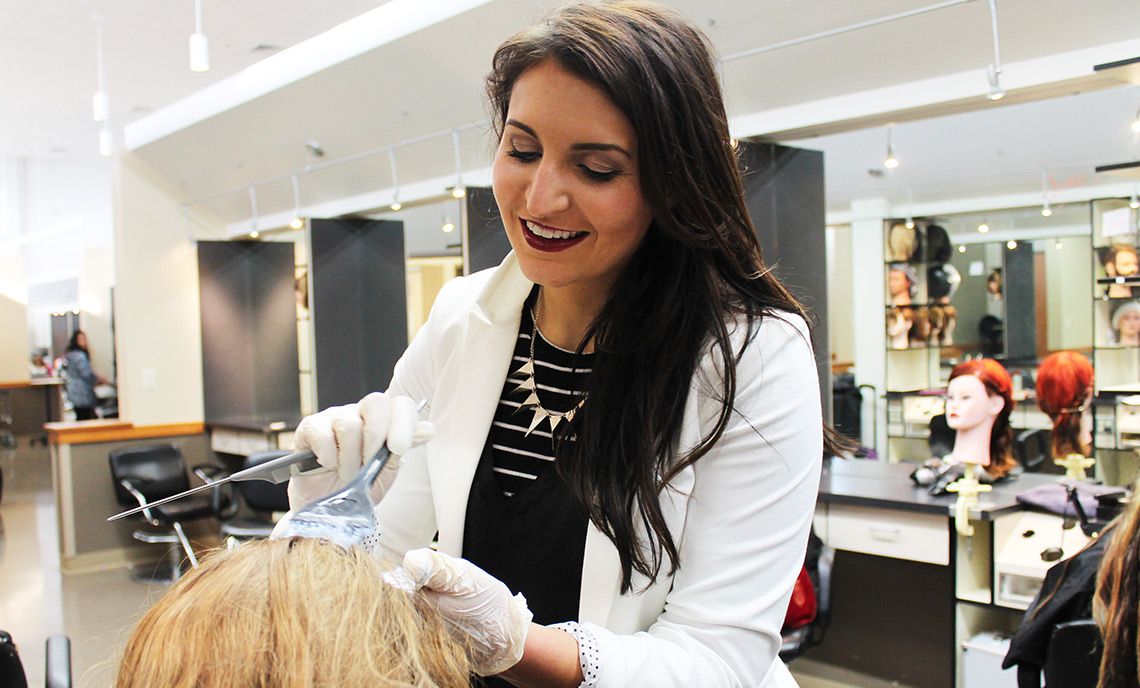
left=511, top=288, right=588, bottom=437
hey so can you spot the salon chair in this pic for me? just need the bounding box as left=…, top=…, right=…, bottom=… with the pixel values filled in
left=1013, top=428, right=1055, bottom=474
left=108, top=444, right=231, bottom=583
left=0, top=632, right=71, bottom=688
left=1043, top=619, right=1100, bottom=688
left=201, top=450, right=291, bottom=545
left=779, top=532, right=833, bottom=662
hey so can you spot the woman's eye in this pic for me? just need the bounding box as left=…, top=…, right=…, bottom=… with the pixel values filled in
left=580, top=165, right=619, bottom=182
left=507, top=148, right=540, bottom=162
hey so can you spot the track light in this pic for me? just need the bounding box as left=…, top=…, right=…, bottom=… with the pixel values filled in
left=1007, top=240, right=1017, bottom=249
left=387, top=149, right=402, bottom=211
left=905, top=218, right=915, bottom=230
left=189, top=0, right=209, bottom=72
left=93, top=16, right=109, bottom=123
left=1055, top=241, right=1063, bottom=250
left=978, top=222, right=990, bottom=234
left=1041, top=204, right=1052, bottom=218
left=449, top=186, right=466, bottom=199
left=883, top=126, right=899, bottom=169
left=985, top=0, right=1004, bottom=101
left=958, top=245, right=967, bottom=253
left=1130, top=188, right=1139, bottom=210
left=1131, top=108, right=1140, bottom=134
left=248, top=186, right=259, bottom=236
left=289, top=174, right=304, bottom=230
left=98, top=125, right=112, bottom=157
left=450, top=129, right=467, bottom=195
left=441, top=216, right=455, bottom=233
left=1040, top=169, right=1052, bottom=217
left=905, top=186, right=915, bottom=229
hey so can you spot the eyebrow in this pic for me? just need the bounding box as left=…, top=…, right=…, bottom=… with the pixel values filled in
left=505, top=119, right=632, bottom=160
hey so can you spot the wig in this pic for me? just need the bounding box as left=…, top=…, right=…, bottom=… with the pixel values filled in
left=1111, top=300, right=1140, bottom=334
left=886, top=223, right=919, bottom=262
left=927, top=263, right=961, bottom=301
left=1035, top=351, right=1094, bottom=458
left=1095, top=483, right=1140, bottom=687
left=926, top=224, right=952, bottom=264
left=947, top=359, right=1016, bottom=478
left=115, top=538, right=471, bottom=688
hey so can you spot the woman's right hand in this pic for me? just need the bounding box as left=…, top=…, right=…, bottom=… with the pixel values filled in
left=287, top=392, right=433, bottom=507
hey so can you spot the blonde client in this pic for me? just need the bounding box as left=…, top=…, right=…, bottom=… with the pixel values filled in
left=115, top=538, right=471, bottom=688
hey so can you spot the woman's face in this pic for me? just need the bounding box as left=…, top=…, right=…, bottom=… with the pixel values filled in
left=492, top=60, right=653, bottom=299
left=1116, top=249, right=1139, bottom=276
left=945, top=374, right=1002, bottom=431
left=888, top=269, right=909, bottom=297
left=76, top=332, right=87, bottom=349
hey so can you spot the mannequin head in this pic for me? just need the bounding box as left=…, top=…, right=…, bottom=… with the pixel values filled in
left=887, top=223, right=919, bottom=262
left=947, top=359, right=1015, bottom=476
left=115, top=539, right=470, bottom=688
left=1108, top=244, right=1140, bottom=278
left=888, top=263, right=916, bottom=304
left=986, top=268, right=1003, bottom=299
left=1036, top=351, right=1094, bottom=458
left=1112, top=301, right=1140, bottom=346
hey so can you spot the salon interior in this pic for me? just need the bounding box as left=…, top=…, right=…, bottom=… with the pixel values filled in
left=1, top=1, right=1139, bottom=686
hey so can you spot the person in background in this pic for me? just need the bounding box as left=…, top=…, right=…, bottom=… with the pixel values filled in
left=62, top=330, right=109, bottom=421
left=284, top=2, right=846, bottom=685
left=115, top=537, right=471, bottom=688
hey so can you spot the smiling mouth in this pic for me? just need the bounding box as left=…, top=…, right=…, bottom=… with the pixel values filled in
left=523, top=219, right=586, bottom=240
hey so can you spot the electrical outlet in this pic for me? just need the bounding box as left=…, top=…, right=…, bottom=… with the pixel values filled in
left=142, top=368, right=157, bottom=391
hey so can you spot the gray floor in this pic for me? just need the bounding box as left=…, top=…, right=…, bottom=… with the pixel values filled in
left=0, top=439, right=897, bottom=688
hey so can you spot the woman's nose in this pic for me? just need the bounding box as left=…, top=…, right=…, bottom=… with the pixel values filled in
left=525, top=161, right=570, bottom=218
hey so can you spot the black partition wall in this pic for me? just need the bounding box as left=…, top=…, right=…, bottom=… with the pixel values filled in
left=310, top=218, right=407, bottom=408
left=198, top=241, right=301, bottom=424
left=464, top=186, right=512, bottom=274
left=737, top=141, right=831, bottom=422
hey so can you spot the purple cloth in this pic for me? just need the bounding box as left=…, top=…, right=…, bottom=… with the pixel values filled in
left=1016, top=480, right=1122, bottom=517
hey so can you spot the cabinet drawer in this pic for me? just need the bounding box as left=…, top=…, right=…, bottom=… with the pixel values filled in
left=828, top=503, right=949, bottom=565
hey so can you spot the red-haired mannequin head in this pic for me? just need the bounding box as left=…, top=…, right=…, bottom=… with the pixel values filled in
left=1036, top=351, right=1094, bottom=458
left=947, top=359, right=1016, bottom=477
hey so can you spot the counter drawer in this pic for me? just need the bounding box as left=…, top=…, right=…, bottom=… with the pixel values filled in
left=827, top=503, right=949, bottom=566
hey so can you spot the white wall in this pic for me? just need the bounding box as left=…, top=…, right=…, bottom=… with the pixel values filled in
left=112, top=153, right=217, bottom=425
left=825, top=225, right=855, bottom=368
left=0, top=252, right=29, bottom=381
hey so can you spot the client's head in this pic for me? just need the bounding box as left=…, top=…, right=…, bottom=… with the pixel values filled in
left=116, top=538, right=470, bottom=688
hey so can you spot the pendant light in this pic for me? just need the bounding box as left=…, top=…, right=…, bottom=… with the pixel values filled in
left=1130, top=187, right=1139, bottom=210
left=289, top=175, right=304, bottom=230
left=388, top=149, right=402, bottom=211
left=448, top=129, right=466, bottom=198
left=978, top=221, right=990, bottom=234
left=883, top=125, right=899, bottom=169
left=248, top=186, right=259, bottom=238
left=985, top=0, right=1004, bottom=101
left=1040, top=169, right=1052, bottom=217
left=98, top=125, right=112, bottom=157
left=905, top=185, right=915, bottom=229
left=1131, top=108, right=1140, bottom=134
left=189, top=0, right=209, bottom=72
left=92, top=15, right=109, bottom=123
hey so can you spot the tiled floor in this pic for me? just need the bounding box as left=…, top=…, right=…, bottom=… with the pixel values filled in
left=0, top=439, right=895, bottom=688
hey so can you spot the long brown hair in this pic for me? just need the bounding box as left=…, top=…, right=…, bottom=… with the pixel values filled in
left=1095, top=485, right=1140, bottom=687
left=948, top=359, right=1015, bottom=478
left=116, top=539, right=470, bottom=688
left=487, top=0, right=847, bottom=592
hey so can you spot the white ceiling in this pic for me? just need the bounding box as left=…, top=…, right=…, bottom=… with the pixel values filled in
left=5, top=0, right=1140, bottom=223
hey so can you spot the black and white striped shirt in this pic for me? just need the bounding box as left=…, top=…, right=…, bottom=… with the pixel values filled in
left=489, top=305, right=592, bottom=497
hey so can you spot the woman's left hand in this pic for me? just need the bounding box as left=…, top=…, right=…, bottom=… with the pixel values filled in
left=399, top=548, right=533, bottom=676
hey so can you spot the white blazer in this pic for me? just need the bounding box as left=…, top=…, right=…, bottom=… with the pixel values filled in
left=375, top=253, right=822, bottom=687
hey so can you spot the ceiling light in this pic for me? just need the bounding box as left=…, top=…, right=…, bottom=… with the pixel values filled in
left=93, top=16, right=109, bottom=123
left=289, top=174, right=304, bottom=230
left=451, top=129, right=467, bottom=196
left=387, top=148, right=402, bottom=211
left=958, top=245, right=967, bottom=253
left=98, top=125, right=112, bottom=157
left=449, top=185, right=466, bottom=199
left=1055, top=241, right=1063, bottom=250
left=905, top=218, right=915, bottom=230
left=905, top=185, right=915, bottom=229
left=1040, top=170, right=1052, bottom=217
left=883, top=126, right=899, bottom=169
left=1041, top=205, right=1052, bottom=217
left=984, top=0, right=1004, bottom=101
left=978, top=222, right=990, bottom=234
left=1131, top=108, right=1140, bottom=133
left=248, top=186, right=259, bottom=236
left=441, top=216, right=455, bottom=233
left=1007, top=240, right=1017, bottom=249
left=249, top=231, right=259, bottom=239
left=189, top=0, right=209, bottom=72
left=1131, top=188, right=1139, bottom=209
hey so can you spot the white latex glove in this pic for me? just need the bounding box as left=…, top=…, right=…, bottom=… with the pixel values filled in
left=399, top=548, right=532, bottom=676
left=286, top=392, right=432, bottom=508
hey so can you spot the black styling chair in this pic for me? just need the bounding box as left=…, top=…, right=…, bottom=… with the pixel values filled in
left=780, top=530, right=833, bottom=662
left=1043, top=619, right=1101, bottom=688
left=108, top=444, right=232, bottom=582
left=202, top=450, right=291, bottom=545
left=1015, top=428, right=1057, bottom=474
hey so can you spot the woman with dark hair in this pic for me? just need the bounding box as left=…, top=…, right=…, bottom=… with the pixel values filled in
left=62, top=330, right=108, bottom=421
left=285, top=2, right=844, bottom=685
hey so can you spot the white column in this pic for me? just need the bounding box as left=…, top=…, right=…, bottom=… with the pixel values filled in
left=111, top=152, right=220, bottom=425
left=850, top=198, right=890, bottom=457
left=0, top=251, right=29, bottom=381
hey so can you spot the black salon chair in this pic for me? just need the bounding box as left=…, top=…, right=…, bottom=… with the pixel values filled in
left=0, top=632, right=71, bottom=688
left=1015, top=428, right=1058, bottom=474
left=200, top=450, right=291, bottom=545
left=108, top=444, right=231, bottom=582
left=780, top=531, right=833, bottom=662
left=1043, top=619, right=1101, bottom=688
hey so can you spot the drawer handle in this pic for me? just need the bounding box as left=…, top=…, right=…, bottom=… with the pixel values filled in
left=868, top=526, right=901, bottom=541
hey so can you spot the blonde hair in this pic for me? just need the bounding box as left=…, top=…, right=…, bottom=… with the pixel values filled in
left=115, top=538, right=470, bottom=688
left=1095, top=485, right=1140, bottom=687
